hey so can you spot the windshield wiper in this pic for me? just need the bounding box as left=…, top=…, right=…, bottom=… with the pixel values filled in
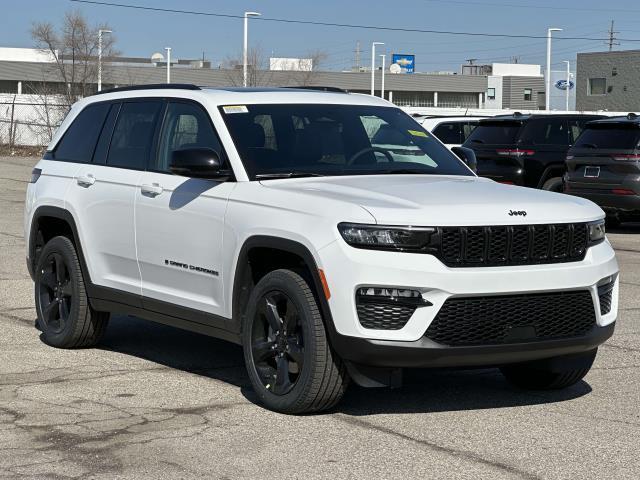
left=255, top=172, right=325, bottom=180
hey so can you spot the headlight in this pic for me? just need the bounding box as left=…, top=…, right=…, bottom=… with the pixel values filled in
left=588, top=219, right=606, bottom=246
left=337, top=223, right=436, bottom=251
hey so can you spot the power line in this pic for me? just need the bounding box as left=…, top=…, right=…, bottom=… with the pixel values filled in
left=422, top=0, right=640, bottom=13
left=69, top=0, right=640, bottom=43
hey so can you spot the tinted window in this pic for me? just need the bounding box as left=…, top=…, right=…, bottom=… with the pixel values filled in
left=156, top=102, right=223, bottom=172
left=220, top=104, right=472, bottom=179
left=92, top=103, right=120, bottom=165
left=522, top=118, right=569, bottom=145
left=462, top=122, right=479, bottom=141
left=54, top=102, right=110, bottom=162
left=465, top=121, right=522, bottom=145
left=107, top=101, right=163, bottom=169
left=432, top=122, right=463, bottom=144
left=574, top=126, right=640, bottom=150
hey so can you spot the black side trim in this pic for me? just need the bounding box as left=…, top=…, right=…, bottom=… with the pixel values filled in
left=232, top=236, right=340, bottom=340
left=89, top=284, right=240, bottom=344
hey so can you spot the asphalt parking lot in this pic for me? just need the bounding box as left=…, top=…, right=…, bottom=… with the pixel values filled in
left=1, top=155, right=639, bottom=479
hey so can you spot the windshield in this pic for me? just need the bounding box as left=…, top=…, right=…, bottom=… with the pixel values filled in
left=219, top=104, right=473, bottom=179
left=574, top=125, right=640, bottom=150
left=465, top=121, right=522, bottom=145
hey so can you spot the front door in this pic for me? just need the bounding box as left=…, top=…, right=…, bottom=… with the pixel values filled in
left=135, top=100, right=235, bottom=317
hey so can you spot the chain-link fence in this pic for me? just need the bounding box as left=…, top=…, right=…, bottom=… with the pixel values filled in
left=0, top=97, right=69, bottom=148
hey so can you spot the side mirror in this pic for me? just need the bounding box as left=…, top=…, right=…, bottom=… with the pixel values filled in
left=451, top=146, right=478, bottom=173
left=169, top=147, right=232, bottom=180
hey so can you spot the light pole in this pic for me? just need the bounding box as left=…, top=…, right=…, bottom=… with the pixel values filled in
left=546, top=27, right=562, bottom=110
left=380, top=54, right=386, bottom=99
left=243, top=11, right=261, bottom=87
left=563, top=60, right=571, bottom=111
left=370, top=42, right=384, bottom=96
left=97, top=29, right=112, bottom=92
left=165, top=47, right=172, bottom=83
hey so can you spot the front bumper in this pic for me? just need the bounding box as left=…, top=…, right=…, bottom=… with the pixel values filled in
left=331, top=322, right=614, bottom=368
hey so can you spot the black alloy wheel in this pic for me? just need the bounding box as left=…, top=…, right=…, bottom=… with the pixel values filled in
left=251, top=291, right=305, bottom=395
left=37, top=252, right=73, bottom=334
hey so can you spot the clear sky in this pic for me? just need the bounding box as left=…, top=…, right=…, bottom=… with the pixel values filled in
left=2, top=0, right=640, bottom=72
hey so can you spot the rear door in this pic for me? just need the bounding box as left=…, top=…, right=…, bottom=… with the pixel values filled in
left=66, top=99, right=163, bottom=296
left=135, top=99, right=235, bottom=317
left=463, top=120, right=524, bottom=184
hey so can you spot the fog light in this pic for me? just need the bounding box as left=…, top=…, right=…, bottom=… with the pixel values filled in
left=356, top=287, right=432, bottom=307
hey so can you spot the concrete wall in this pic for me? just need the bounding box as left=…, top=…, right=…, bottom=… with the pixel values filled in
left=576, top=50, right=640, bottom=112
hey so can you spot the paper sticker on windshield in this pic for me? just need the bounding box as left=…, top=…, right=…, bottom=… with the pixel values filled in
left=223, top=105, right=249, bottom=114
left=408, top=129, right=428, bottom=137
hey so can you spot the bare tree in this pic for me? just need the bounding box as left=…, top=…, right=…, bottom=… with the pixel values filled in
left=31, top=10, right=118, bottom=107
left=221, top=47, right=274, bottom=87
left=296, top=50, right=328, bottom=86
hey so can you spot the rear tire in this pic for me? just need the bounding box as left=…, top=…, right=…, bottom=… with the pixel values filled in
left=34, top=236, right=109, bottom=348
left=542, top=177, right=563, bottom=192
left=242, top=269, right=349, bottom=414
left=500, top=349, right=597, bottom=390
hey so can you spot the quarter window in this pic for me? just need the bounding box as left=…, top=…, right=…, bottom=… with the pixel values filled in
left=54, top=102, right=111, bottom=163
left=106, top=101, right=163, bottom=169
left=156, top=102, right=223, bottom=172
left=588, top=78, right=607, bottom=95
left=432, top=122, right=463, bottom=144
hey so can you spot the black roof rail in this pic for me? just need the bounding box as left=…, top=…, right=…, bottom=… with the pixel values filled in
left=93, top=83, right=201, bottom=95
left=284, top=86, right=348, bottom=93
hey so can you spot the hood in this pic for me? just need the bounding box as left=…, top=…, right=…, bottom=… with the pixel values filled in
left=260, top=175, right=603, bottom=226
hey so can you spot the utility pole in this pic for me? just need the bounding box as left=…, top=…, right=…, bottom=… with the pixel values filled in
left=607, top=20, right=620, bottom=51
left=354, top=41, right=361, bottom=70
left=371, top=42, right=384, bottom=96
left=563, top=60, right=570, bottom=111
left=97, top=29, right=112, bottom=92
left=243, top=11, right=261, bottom=87
left=380, top=54, right=386, bottom=99
left=546, top=27, right=563, bottom=111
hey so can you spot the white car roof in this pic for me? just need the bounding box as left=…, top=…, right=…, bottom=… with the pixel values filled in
left=421, top=116, right=488, bottom=127
left=76, top=86, right=393, bottom=108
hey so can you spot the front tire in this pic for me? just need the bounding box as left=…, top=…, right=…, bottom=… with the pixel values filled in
left=242, top=269, right=349, bottom=414
left=34, top=236, right=109, bottom=348
left=500, top=349, right=597, bottom=390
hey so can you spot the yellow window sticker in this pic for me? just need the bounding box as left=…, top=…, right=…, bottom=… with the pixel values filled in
left=223, top=105, right=249, bottom=114
left=408, top=129, right=428, bottom=138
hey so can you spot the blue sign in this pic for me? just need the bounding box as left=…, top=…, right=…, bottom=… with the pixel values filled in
left=391, top=54, right=415, bottom=74
left=555, top=79, right=575, bottom=90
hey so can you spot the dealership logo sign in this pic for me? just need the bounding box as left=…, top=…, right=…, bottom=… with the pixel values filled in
left=555, top=79, right=575, bottom=90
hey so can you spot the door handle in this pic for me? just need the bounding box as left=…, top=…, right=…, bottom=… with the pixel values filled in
left=77, top=174, right=95, bottom=187
left=141, top=183, right=163, bottom=196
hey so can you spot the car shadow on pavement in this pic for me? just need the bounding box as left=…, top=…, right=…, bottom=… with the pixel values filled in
left=608, top=222, right=640, bottom=234
left=98, top=315, right=592, bottom=415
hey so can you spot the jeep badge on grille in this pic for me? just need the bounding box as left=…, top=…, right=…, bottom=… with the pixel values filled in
left=508, top=210, right=527, bottom=217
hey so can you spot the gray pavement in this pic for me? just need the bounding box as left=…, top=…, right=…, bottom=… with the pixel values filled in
left=1, top=156, right=639, bottom=479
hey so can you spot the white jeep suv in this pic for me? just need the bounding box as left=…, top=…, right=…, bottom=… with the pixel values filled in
left=24, top=85, right=619, bottom=413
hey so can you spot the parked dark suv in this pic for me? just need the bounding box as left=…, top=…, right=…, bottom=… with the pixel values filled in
left=564, top=114, right=640, bottom=225
left=463, top=113, right=605, bottom=191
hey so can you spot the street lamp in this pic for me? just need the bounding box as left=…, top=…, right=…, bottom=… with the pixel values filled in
left=371, top=42, right=384, bottom=96
left=546, top=27, right=562, bottom=110
left=97, top=29, right=112, bottom=92
left=380, top=54, right=386, bottom=99
left=165, top=47, right=172, bottom=83
left=563, top=60, right=571, bottom=111
left=243, top=11, right=261, bottom=87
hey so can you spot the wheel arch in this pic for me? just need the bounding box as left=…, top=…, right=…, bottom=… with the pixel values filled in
left=537, top=163, right=566, bottom=189
left=231, top=235, right=338, bottom=338
left=28, top=206, right=91, bottom=285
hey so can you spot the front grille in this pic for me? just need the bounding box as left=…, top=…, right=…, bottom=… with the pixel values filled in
left=425, top=290, right=596, bottom=346
left=357, top=301, right=416, bottom=330
left=438, top=223, right=589, bottom=267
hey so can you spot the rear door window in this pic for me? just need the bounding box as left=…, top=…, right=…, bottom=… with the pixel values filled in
left=465, top=121, right=521, bottom=145
left=432, top=122, right=463, bottom=144
left=574, top=126, right=640, bottom=149
left=522, top=118, right=569, bottom=145
left=107, top=101, right=163, bottom=169
left=54, top=102, right=111, bottom=163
